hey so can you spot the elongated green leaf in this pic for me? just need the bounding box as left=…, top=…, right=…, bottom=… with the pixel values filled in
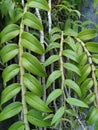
left=21, top=32, right=44, bottom=54
left=1, top=83, right=21, bottom=105
left=25, top=92, right=52, bottom=112
left=83, top=93, right=95, bottom=105
left=51, top=106, right=65, bottom=125
left=23, top=12, right=43, bottom=30
left=22, top=52, right=46, bottom=77
left=64, top=36, right=76, bottom=51
left=76, top=42, right=83, bottom=56
left=2, top=64, right=19, bottom=83
left=49, top=27, right=61, bottom=36
left=80, top=78, right=93, bottom=97
left=46, top=89, right=62, bottom=105
left=77, top=29, right=97, bottom=41
left=66, top=98, right=88, bottom=108
left=65, top=109, right=78, bottom=117
left=86, top=107, right=98, bottom=125
left=46, top=42, right=60, bottom=53
left=86, top=42, right=98, bottom=53
left=63, top=63, right=81, bottom=76
left=92, top=54, right=98, bottom=64
left=64, top=28, right=78, bottom=37
left=78, top=53, right=87, bottom=66
left=27, top=0, right=49, bottom=11
left=8, top=121, right=25, bottom=130
left=23, top=73, right=43, bottom=96
left=50, top=34, right=61, bottom=42
left=65, top=79, right=81, bottom=97
left=0, top=44, right=19, bottom=63
left=28, top=110, right=51, bottom=127
left=94, top=0, right=98, bottom=8
left=46, top=70, right=61, bottom=89
left=95, top=69, right=98, bottom=78
left=63, top=49, right=79, bottom=63
left=77, top=64, right=91, bottom=85
left=94, top=120, right=98, bottom=130
left=0, top=24, right=20, bottom=44
left=44, top=114, right=54, bottom=120
left=0, top=102, right=22, bottom=121
left=44, top=55, right=59, bottom=67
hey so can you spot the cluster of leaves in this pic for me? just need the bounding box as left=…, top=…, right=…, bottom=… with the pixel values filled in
left=0, top=0, right=98, bottom=130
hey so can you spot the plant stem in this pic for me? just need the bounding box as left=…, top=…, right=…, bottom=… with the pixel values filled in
left=48, top=0, right=52, bottom=33
left=18, top=5, right=30, bottom=130
left=76, top=38, right=98, bottom=107
left=59, top=31, right=65, bottom=91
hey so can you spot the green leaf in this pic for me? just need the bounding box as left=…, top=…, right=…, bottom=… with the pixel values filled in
left=94, top=0, right=98, bottom=8
left=27, top=0, right=49, bottom=11
left=80, top=78, right=93, bottom=97
left=13, top=8, right=23, bottom=23
left=2, top=64, right=19, bottom=83
left=94, top=120, right=98, bottom=130
left=77, top=29, right=97, bottom=41
left=92, top=54, right=98, bottom=64
left=51, top=106, right=65, bottom=125
left=63, top=49, right=79, bottom=63
left=65, top=79, right=81, bottom=97
left=64, top=36, right=76, bottom=51
left=86, top=107, right=98, bottom=125
left=86, top=42, right=98, bottom=53
left=78, top=53, right=87, bottom=67
left=71, top=10, right=81, bottom=18
left=23, top=73, right=43, bottom=96
left=44, top=114, right=54, bottom=120
left=0, top=44, right=19, bottom=63
left=0, top=102, right=22, bottom=121
left=21, top=32, right=44, bottom=54
left=8, top=121, right=25, bottom=130
left=65, top=109, right=78, bottom=117
left=66, top=98, right=88, bottom=108
left=46, top=42, right=60, bottom=53
left=76, top=42, right=83, bottom=56
left=49, top=27, right=61, bottom=36
left=1, top=83, right=21, bottom=105
left=64, top=19, right=71, bottom=30
left=23, top=12, right=43, bottom=30
left=46, top=89, right=62, bottom=105
left=77, top=64, right=91, bottom=85
left=22, top=52, right=46, bottom=77
left=63, top=63, right=81, bottom=76
left=95, top=69, right=98, bottom=78
left=25, top=92, right=52, bottom=112
left=44, top=55, right=59, bottom=67
left=50, top=34, right=61, bottom=42
left=64, top=28, right=78, bottom=37
left=28, top=110, right=51, bottom=127
left=0, top=24, right=20, bottom=44
left=83, top=93, right=95, bottom=105
left=46, top=70, right=61, bottom=89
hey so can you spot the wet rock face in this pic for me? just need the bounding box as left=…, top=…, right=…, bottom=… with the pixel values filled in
left=80, top=0, right=98, bottom=41
left=80, top=0, right=98, bottom=23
